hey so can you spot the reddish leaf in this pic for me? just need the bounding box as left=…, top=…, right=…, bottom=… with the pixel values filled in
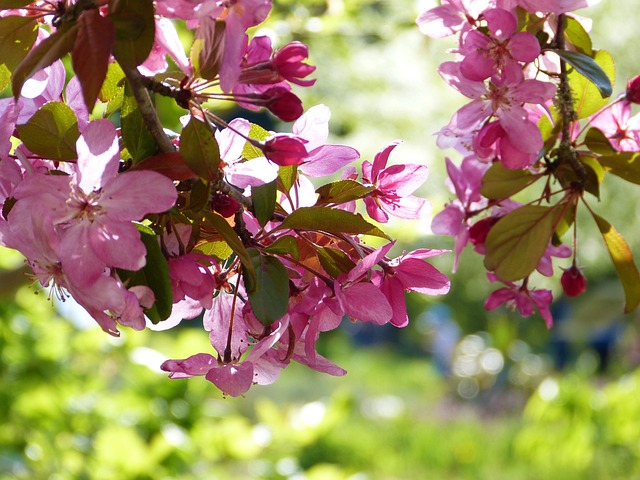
left=128, top=152, right=198, bottom=181
left=12, top=22, right=79, bottom=98
left=71, top=10, right=115, bottom=113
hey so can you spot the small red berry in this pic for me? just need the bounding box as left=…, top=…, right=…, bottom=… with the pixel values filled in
left=561, top=265, right=587, bottom=297
left=626, top=74, right=640, bottom=104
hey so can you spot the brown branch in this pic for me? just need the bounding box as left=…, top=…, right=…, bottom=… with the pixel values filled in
left=121, top=66, right=177, bottom=154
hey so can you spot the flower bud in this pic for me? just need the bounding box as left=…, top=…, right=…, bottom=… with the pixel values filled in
left=263, top=134, right=308, bottom=166
left=469, top=216, right=500, bottom=247
left=626, top=74, right=640, bottom=104
left=560, top=265, right=587, bottom=297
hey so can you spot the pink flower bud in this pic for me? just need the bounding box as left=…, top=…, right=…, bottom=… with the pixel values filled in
left=626, top=74, right=640, bottom=104
left=263, top=134, right=308, bottom=166
left=263, top=86, right=303, bottom=122
left=469, top=216, right=500, bottom=246
left=561, top=265, right=587, bottom=297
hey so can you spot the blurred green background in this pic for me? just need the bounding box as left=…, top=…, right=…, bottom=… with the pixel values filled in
left=3, top=0, right=640, bottom=478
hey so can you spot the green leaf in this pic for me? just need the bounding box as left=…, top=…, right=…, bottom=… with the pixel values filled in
left=262, top=235, right=299, bottom=261
left=180, top=115, right=221, bottom=181
left=252, top=180, right=277, bottom=227
left=566, top=49, right=615, bottom=118
left=12, top=22, right=79, bottom=98
left=247, top=249, right=290, bottom=326
left=119, top=224, right=173, bottom=323
left=71, top=10, right=115, bottom=113
left=109, top=0, right=155, bottom=68
left=592, top=213, right=640, bottom=313
left=597, top=152, right=640, bottom=185
left=317, top=246, right=357, bottom=279
left=581, top=156, right=606, bottom=198
left=99, top=62, right=126, bottom=116
left=563, top=16, right=592, bottom=55
left=121, top=82, right=157, bottom=163
left=16, top=101, right=79, bottom=160
left=585, top=128, right=615, bottom=155
left=480, top=163, right=540, bottom=200
left=484, top=204, right=566, bottom=281
left=201, top=211, right=256, bottom=291
left=186, top=178, right=211, bottom=213
left=0, top=15, right=38, bottom=87
left=278, top=165, right=298, bottom=193
left=315, top=180, right=375, bottom=206
left=242, top=123, right=271, bottom=160
left=277, top=207, right=389, bottom=239
left=555, top=49, right=613, bottom=99
left=194, top=240, right=233, bottom=261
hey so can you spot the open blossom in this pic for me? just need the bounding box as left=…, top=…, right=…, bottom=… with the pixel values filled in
left=485, top=274, right=554, bottom=327
left=591, top=101, right=640, bottom=151
left=439, top=61, right=556, bottom=157
left=10, top=120, right=177, bottom=284
left=459, top=8, right=541, bottom=81
left=361, top=141, right=430, bottom=223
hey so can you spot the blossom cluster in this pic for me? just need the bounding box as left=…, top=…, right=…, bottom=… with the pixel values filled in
left=0, top=0, right=449, bottom=395
left=419, top=0, right=640, bottom=325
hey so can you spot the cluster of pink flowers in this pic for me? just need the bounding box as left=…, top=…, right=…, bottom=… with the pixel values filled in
left=0, top=0, right=450, bottom=396
left=419, top=0, right=640, bottom=326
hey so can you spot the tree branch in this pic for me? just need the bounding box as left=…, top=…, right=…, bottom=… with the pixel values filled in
left=121, top=66, right=177, bottom=154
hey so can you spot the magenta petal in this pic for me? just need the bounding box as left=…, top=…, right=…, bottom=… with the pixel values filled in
left=76, top=120, right=119, bottom=193
left=161, top=352, right=217, bottom=377
left=300, top=145, right=360, bottom=177
left=101, top=171, right=177, bottom=221
left=484, top=8, right=516, bottom=40
left=338, top=282, right=392, bottom=324
left=416, top=5, right=464, bottom=38
left=205, top=362, right=254, bottom=396
left=509, top=32, right=541, bottom=62
left=59, top=223, right=107, bottom=285
left=460, top=51, right=496, bottom=81
left=380, top=194, right=430, bottom=220
left=396, top=258, right=451, bottom=295
left=377, top=163, right=429, bottom=196
left=87, top=220, right=148, bottom=272
left=484, top=287, right=514, bottom=311
left=431, top=203, right=465, bottom=236
left=372, top=141, right=401, bottom=179
left=379, top=276, right=409, bottom=328
left=498, top=107, right=543, bottom=154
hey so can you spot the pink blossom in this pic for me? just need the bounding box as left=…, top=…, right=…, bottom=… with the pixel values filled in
left=169, top=253, right=218, bottom=309
left=485, top=275, right=554, bottom=327
left=11, top=120, right=177, bottom=284
left=361, top=142, right=430, bottom=223
left=460, top=8, right=541, bottom=81
left=591, top=101, right=640, bottom=152
left=375, top=248, right=451, bottom=327
left=440, top=61, right=556, bottom=155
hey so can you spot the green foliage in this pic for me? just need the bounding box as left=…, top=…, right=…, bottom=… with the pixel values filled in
left=122, top=82, right=157, bottom=163
left=247, top=248, right=290, bottom=325
left=516, top=372, right=640, bottom=479
left=180, top=114, right=222, bottom=182
left=16, top=101, right=80, bottom=161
